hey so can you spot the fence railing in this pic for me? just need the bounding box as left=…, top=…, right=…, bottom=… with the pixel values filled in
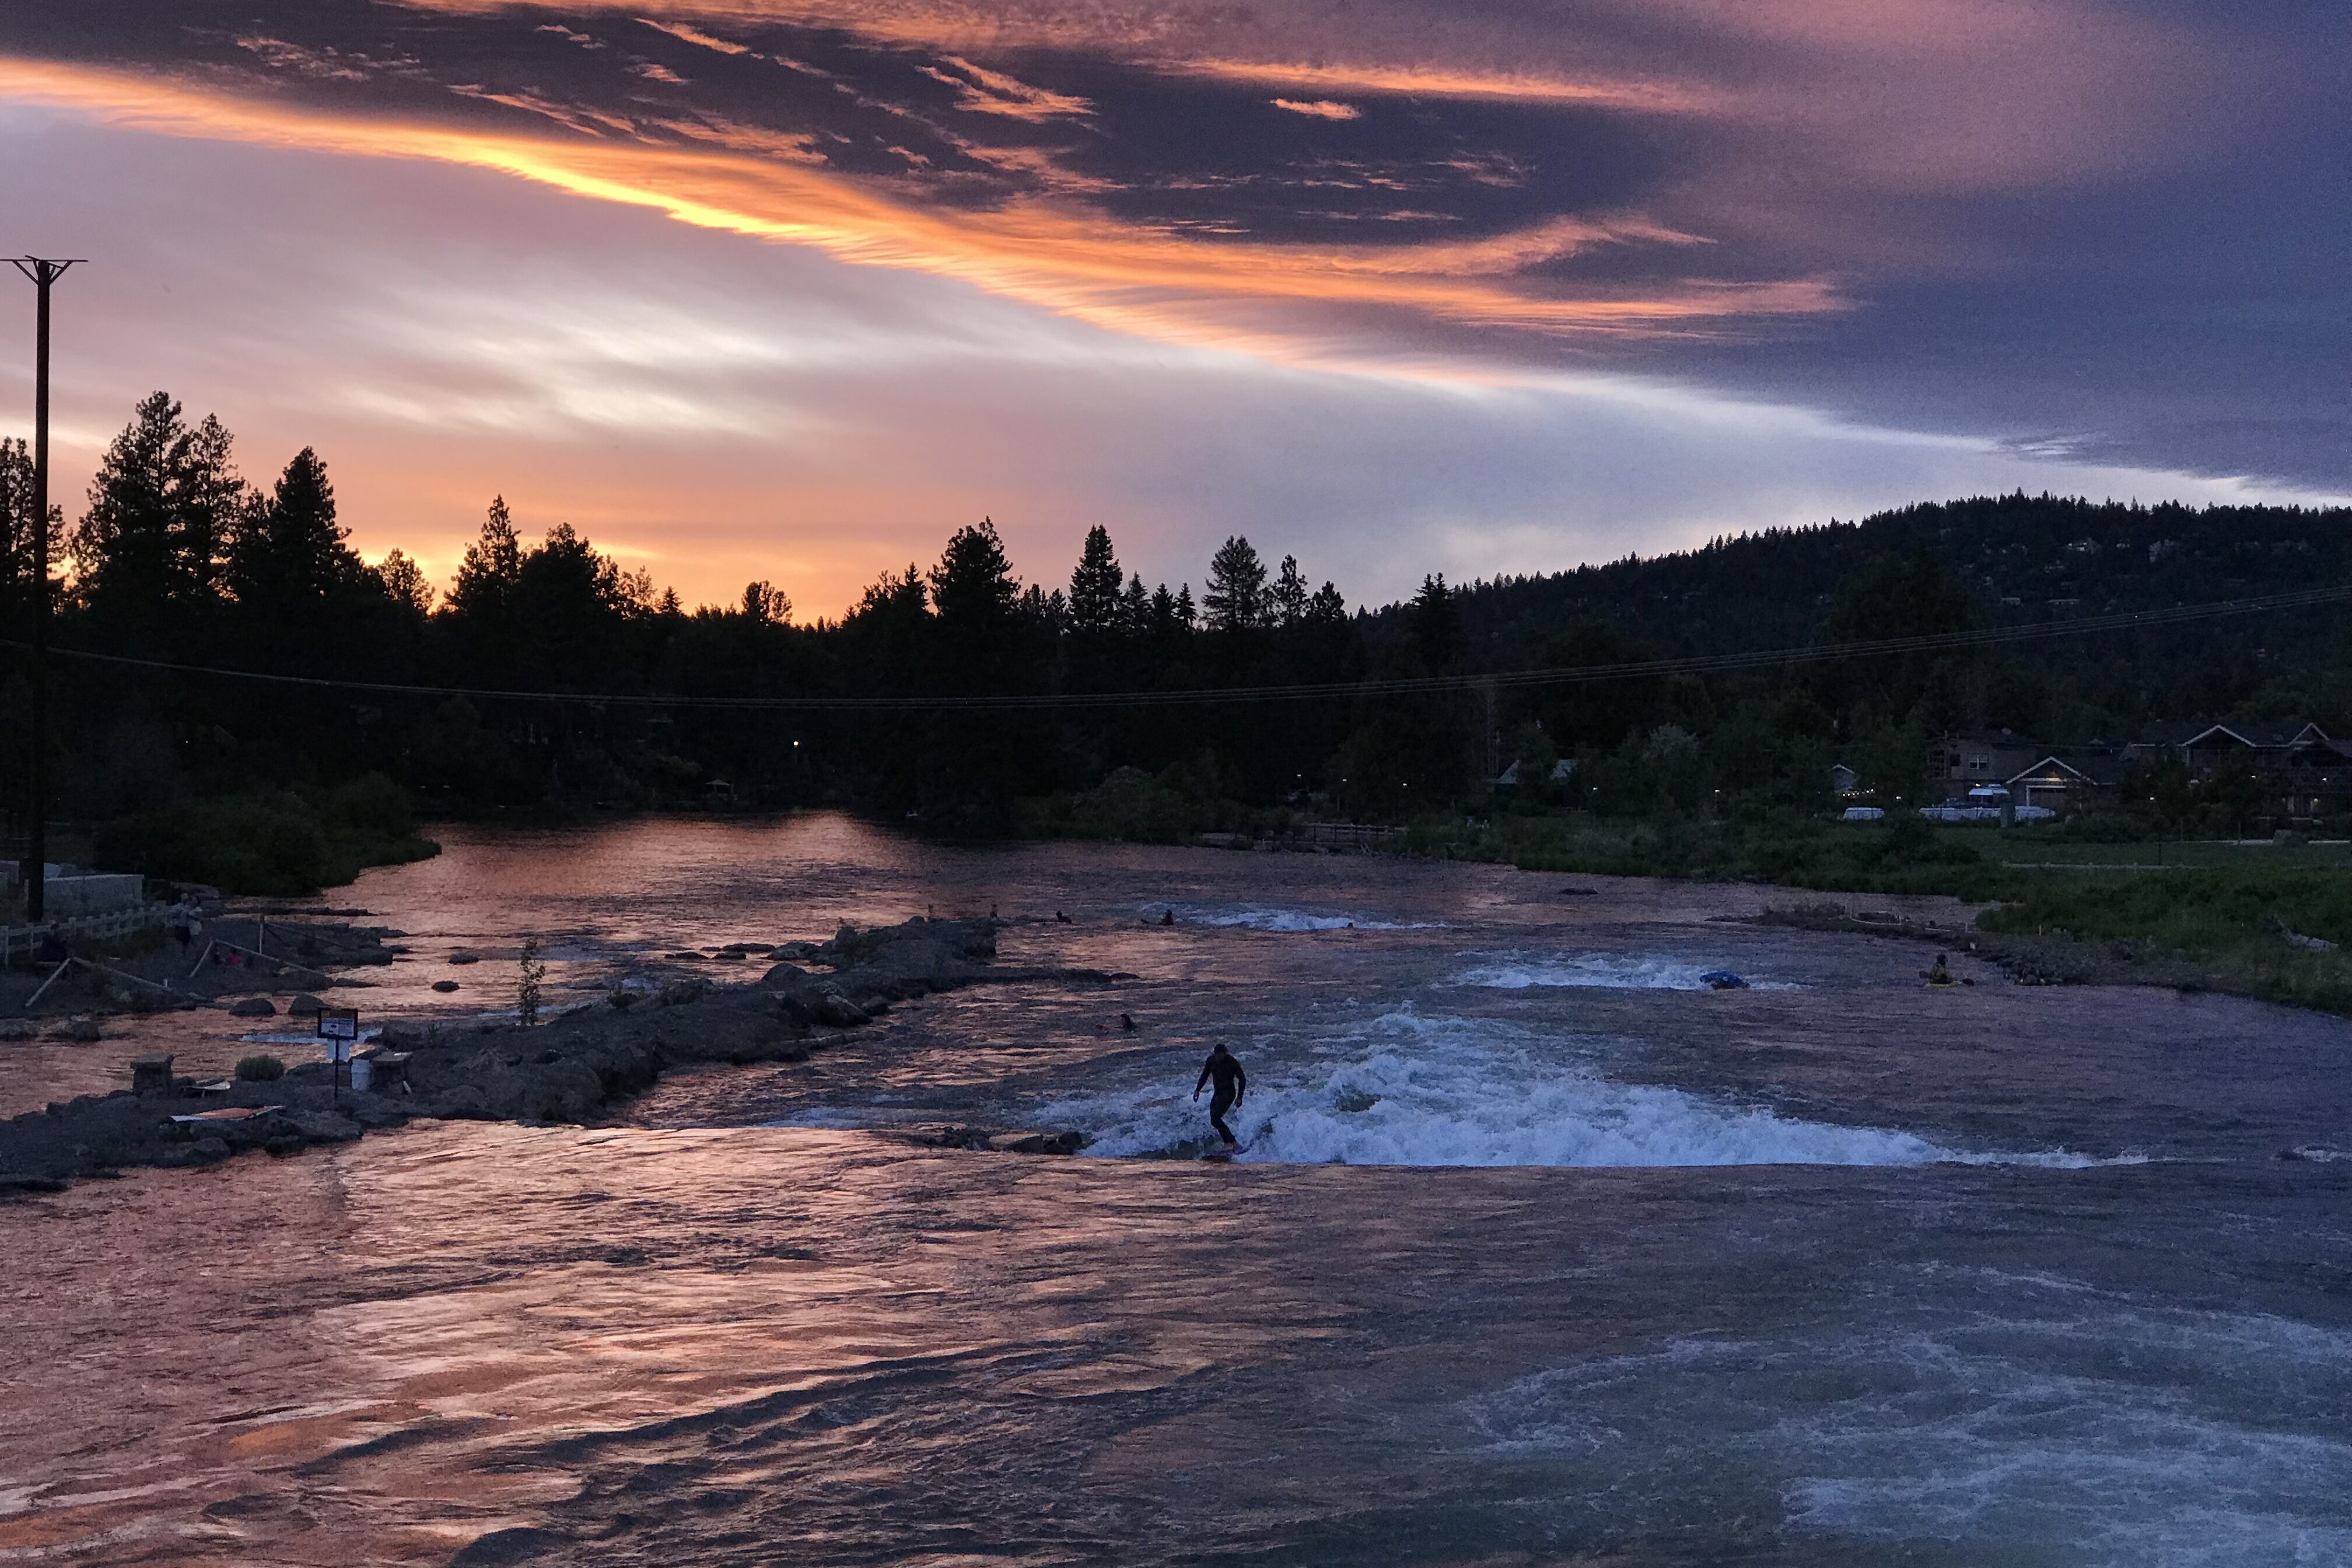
left=0, top=903, right=170, bottom=965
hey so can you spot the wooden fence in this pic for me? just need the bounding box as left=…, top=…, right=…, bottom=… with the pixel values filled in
left=0, top=903, right=170, bottom=965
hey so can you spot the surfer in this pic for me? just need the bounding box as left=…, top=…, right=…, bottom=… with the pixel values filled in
left=1161, top=908, right=1175, bottom=927
left=1193, top=1043, right=1247, bottom=1149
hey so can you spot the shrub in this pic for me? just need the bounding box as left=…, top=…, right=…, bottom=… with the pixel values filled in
left=236, top=1054, right=286, bottom=1082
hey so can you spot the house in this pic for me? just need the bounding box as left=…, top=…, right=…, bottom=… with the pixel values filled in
left=1930, top=730, right=2045, bottom=794
left=1493, top=758, right=1577, bottom=792
left=2003, top=752, right=2129, bottom=814
left=1829, top=762, right=1860, bottom=796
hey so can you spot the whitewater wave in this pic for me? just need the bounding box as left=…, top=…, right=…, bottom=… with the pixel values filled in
left=1458, top=952, right=1798, bottom=991
left=1156, top=902, right=1442, bottom=933
left=1041, top=1010, right=2106, bottom=1169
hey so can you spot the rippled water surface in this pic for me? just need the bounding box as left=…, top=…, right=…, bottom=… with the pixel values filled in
left=5, top=815, right=2349, bottom=1566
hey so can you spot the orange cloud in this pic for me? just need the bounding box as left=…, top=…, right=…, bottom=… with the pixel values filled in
left=1270, top=98, right=1359, bottom=120
left=0, top=57, right=1839, bottom=366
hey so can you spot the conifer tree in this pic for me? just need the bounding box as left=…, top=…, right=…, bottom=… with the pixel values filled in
left=375, top=550, right=434, bottom=616
left=1068, top=524, right=1124, bottom=638
left=1203, top=535, right=1268, bottom=632
left=1272, top=554, right=1309, bottom=627
left=450, top=495, right=522, bottom=620
left=228, top=447, right=363, bottom=608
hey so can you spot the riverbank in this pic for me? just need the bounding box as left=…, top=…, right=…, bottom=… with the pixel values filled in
left=1402, top=813, right=2352, bottom=1018
left=0, top=916, right=1108, bottom=1195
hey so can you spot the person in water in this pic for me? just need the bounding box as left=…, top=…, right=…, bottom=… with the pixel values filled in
left=1194, top=1043, right=1247, bottom=1148
left=1926, top=953, right=1954, bottom=985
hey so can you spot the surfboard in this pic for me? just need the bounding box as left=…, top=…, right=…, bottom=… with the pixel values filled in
left=1202, top=1143, right=1250, bottom=1161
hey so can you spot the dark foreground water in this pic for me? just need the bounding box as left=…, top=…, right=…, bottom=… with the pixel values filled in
left=4, top=816, right=2348, bottom=1566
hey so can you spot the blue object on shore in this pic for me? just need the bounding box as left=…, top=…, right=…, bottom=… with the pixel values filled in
left=1700, top=971, right=1749, bottom=989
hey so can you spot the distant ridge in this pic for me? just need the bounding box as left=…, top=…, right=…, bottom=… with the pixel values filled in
left=1390, top=494, right=2352, bottom=715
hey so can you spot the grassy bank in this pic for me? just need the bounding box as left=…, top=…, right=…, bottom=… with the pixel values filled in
left=1410, top=811, right=2352, bottom=1017
left=91, top=774, right=440, bottom=897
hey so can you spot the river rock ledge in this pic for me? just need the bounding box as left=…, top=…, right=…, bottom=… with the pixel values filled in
left=1, top=918, right=1108, bottom=1194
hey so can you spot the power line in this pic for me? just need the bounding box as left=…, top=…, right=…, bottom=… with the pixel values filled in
left=4, top=584, right=2346, bottom=712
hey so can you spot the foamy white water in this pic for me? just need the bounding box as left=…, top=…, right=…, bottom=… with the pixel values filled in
left=1042, top=1010, right=2105, bottom=1168
left=1153, top=901, right=1441, bottom=932
left=1458, top=951, right=1797, bottom=990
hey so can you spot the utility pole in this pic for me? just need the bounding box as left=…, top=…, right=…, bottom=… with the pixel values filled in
left=12, top=258, right=80, bottom=925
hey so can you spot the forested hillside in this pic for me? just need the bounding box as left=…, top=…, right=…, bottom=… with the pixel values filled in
left=5, top=391, right=2350, bottom=892
left=1416, top=494, right=2352, bottom=736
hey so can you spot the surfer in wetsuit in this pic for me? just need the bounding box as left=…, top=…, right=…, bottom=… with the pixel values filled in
left=1194, top=1043, right=1247, bottom=1148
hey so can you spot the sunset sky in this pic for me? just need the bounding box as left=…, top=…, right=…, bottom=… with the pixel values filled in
left=2, top=1, right=2343, bottom=618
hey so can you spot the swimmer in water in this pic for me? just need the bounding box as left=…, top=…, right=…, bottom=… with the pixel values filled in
left=1927, top=953, right=1954, bottom=985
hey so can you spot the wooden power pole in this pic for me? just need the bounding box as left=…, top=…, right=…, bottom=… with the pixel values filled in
left=12, top=257, right=79, bottom=925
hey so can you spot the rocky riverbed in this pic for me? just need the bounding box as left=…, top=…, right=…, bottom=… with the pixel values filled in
left=0, top=917, right=1105, bottom=1194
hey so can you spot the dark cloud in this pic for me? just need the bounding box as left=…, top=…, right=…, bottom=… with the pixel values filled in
left=0, top=0, right=2341, bottom=552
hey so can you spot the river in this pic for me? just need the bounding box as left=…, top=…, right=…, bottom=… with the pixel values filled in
left=3, top=814, right=2347, bottom=1566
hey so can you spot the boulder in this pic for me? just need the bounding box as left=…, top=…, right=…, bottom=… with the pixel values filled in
left=761, top=961, right=808, bottom=986
left=657, top=978, right=709, bottom=1008
left=432, top=980, right=461, bottom=993
left=228, top=997, right=276, bottom=1018
left=286, top=1110, right=365, bottom=1144
left=52, top=1017, right=103, bottom=1042
left=449, top=951, right=481, bottom=965
left=812, top=988, right=869, bottom=1028
left=286, top=993, right=326, bottom=1016
left=996, top=1130, right=1084, bottom=1156
left=0, top=1019, right=36, bottom=1042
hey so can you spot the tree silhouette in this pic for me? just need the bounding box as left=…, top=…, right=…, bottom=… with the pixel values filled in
left=1204, top=535, right=1269, bottom=633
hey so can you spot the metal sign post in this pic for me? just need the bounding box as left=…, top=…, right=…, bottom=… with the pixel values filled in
left=317, top=1007, right=359, bottom=1101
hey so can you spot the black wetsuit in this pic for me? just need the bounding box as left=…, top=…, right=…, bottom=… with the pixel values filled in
left=1195, top=1051, right=1247, bottom=1146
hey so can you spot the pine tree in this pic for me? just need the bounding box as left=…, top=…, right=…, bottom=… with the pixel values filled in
left=1272, top=554, right=1309, bottom=627
left=741, top=580, right=792, bottom=624
left=1411, top=573, right=1460, bottom=665
left=1121, top=573, right=1150, bottom=636
left=1203, top=535, right=1268, bottom=632
left=1307, top=582, right=1348, bottom=626
left=1068, top=524, right=1124, bottom=639
left=73, top=391, right=243, bottom=638
left=228, top=447, right=362, bottom=608
left=0, top=439, right=62, bottom=635
left=929, top=517, right=1019, bottom=634
left=449, top=495, right=522, bottom=620
left=1174, top=583, right=1197, bottom=629
left=374, top=549, right=435, bottom=616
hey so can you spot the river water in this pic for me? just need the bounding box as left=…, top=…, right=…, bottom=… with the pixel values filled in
left=4, top=815, right=2348, bottom=1566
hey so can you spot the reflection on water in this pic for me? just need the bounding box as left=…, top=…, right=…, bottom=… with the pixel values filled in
left=4, top=816, right=2350, bottom=1565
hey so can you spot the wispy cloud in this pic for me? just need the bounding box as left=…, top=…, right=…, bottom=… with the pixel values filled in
left=1270, top=98, right=1357, bottom=121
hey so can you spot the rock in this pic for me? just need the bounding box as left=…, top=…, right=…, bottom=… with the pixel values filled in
left=52, top=1017, right=103, bottom=1042
left=0, top=1019, right=36, bottom=1042
left=812, top=988, right=869, bottom=1028
left=186, top=1138, right=232, bottom=1164
left=996, top=1130, right=1084, bottom=1156
left=761, top=962, right=808, bottom=986
left=131, top=1055, right=176, bottom=1096
left=449, top=951, right=481, bottom=965
left=286, top=993, right=325, bottom=1016
left=657, top=978, right=708, bottom=1007
left=432, top=980, right=461, bottom=993
left=229, top=997, right=276, bottom=1018
left=664, top=951, right=705, bottom=962
left=856, top=995, right=890, bottom=1017
left=286, top=1110, right=365, bottom=1144
left=0, top=1173, right=69, bottom=1194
